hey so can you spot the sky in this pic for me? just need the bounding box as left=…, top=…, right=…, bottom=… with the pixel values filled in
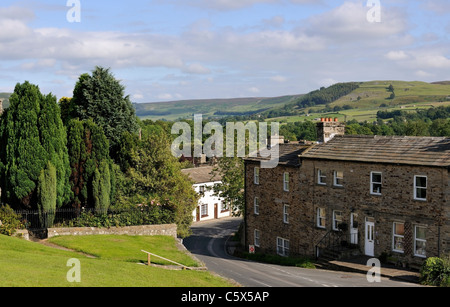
left=0, top=0, right=449, bottom=103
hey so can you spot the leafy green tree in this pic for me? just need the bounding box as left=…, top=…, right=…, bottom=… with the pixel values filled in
left=69, top=66, right=139, bottom=154
left=37, top=161, right=57, bottom=227
left=0, top=81, right=71, bottom=209
left=123, top=125, right=198, bottom=237
left=212, top=157, right=245, bottom=215
left=66, top=118, right=112, bottom=209
left=59, top=97, right=76, bottom=126
left=92, top=160, right=111, bottom=214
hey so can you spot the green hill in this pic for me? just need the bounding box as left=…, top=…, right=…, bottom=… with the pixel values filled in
left=134, top=81, right=450, bottom=122
left=264, top=81, right=450, bottom=123
left=134, top=95, right=303, bottom=121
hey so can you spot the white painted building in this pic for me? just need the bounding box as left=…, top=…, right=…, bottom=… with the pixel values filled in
left=181, top=166, right=231, bottom=222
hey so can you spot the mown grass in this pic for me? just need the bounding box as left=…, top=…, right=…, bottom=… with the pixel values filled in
left=48, top=235, right=198, bottom=267
left=0, top=235, right=235, bottom=287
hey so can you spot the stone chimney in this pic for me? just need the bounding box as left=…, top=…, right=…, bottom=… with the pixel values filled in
left=316, top=118, right=345, bottom=143
left=268, top=134, right=284, bottom=147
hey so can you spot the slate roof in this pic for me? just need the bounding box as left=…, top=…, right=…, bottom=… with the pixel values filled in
left=245, top=142, right=311, bottom=167
left=181, top=165, right=222, bottom=184
left=301, top=135, right=450, bottom=167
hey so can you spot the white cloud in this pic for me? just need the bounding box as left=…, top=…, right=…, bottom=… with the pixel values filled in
left=415, top=70, right=434, bottom=78
left=385, top=50, right=409, bottom=61
left=415, top=54, right=450, bottom=69
left=182, top=63, right=211, bottom=74
left=133, top=93, right=144, bottom=100
left=248, top=87, right=261, bottom=94
left=1, top=1, right=449, bottom=103
left=304, top=1, right=409, bottom=44
left=168, top=0, right=322, bottom=11
left=271, top=75, right=287, bottom=82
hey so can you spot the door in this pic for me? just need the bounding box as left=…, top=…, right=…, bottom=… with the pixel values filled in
left=214, top=203, right=218, bottom=219
left=350, top=213, right=358, bottom=245
left=365, top=219, right=375, bottom=256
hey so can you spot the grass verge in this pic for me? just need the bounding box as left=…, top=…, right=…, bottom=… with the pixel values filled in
left=0, top=234, right=235, bottom=287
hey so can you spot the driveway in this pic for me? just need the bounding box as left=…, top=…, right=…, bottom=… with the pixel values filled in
left=183, top=217, right=423, bottom=287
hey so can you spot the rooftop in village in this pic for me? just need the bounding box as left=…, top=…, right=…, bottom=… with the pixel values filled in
left=301, top=135, right=450, bottom=167
left=181, top=165, right=222, bottom=184
left=244, top=142, right=312, bottom=167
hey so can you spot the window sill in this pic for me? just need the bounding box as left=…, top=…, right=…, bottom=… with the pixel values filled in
left=392, top=250, right=404, bottom=254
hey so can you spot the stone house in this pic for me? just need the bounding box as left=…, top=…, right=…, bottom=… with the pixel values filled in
left=181, top=165, right=230, bottom=222
left=244, top=120, right=450, bottom=267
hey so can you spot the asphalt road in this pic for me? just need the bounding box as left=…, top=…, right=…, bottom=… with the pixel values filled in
left=183, top=217, right=423, bottom=288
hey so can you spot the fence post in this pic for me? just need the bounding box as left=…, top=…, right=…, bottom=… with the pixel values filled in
left=147, top=253, right=151, bottom=266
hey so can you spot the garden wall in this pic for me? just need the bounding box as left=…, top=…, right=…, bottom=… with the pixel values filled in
left=47, top=224, right=177, bottom=239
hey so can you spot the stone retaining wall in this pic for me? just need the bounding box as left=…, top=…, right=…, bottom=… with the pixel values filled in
left=47, top=224, right=177, bottom=239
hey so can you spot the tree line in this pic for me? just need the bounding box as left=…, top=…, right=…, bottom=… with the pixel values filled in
left=0, top=67, right=198, bottom=237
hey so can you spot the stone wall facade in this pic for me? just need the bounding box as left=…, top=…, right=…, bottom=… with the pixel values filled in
left=47, top=224, right=177, bottom=239
left=245, top=158, right=450, bottom=267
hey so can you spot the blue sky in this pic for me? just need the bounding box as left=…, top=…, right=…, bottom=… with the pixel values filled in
left=0, top=0, right=449, bottom=103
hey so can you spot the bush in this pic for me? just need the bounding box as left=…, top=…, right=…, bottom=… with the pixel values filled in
left=0, top=205, right=24, bottom=236
left=420, top=256, right=450, bottom=287
left=62, top=204, right=175, bottom=228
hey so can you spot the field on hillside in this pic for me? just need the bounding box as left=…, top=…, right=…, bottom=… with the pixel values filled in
left=267, top=81, right=450, bottom=123
left=0, top=235, right=234, bottom=287
left=134, top=81, right=450, bottom=123
left=134, top=95, right=302, bottom=121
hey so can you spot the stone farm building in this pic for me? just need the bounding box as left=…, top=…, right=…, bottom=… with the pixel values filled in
left=244, top=119, right=450, bottom=268
left=181, top=165, right=231, bottom=222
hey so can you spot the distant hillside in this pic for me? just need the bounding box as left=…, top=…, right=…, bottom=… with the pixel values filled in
left=133, top=80, right=450, bottom=122
left=264, top=80, right=450, bottom=123
left=134, top=95, right=303, bottom=121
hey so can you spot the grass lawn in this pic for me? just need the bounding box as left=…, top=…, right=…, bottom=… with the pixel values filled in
left=48, top=235, right=198, bottom=266
left=0, top=234, right=235, bottom=287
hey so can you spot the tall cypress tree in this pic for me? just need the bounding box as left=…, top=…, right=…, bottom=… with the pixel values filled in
left=69, top=66, right=139, bottom=156
left=66, top=118, right=112, bottom=209
left=0, top=82, right=71, bottom=209
left=37, top=161, right=57, bottom=227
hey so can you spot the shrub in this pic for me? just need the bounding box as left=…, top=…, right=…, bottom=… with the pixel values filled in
left=62, top=203, right=175, bottom=228
left=420, top=256, right=450, bottom=287
left=0, top=205, right=24, bottom=236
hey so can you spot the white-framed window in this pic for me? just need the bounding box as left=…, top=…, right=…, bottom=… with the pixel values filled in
left=370, top=172, right=382, bottom=195
left=333, top=171, right=344, bottom=187
left=283, top=204, right=289, bottom=224
left=332, top=210, right=343, bottom=230
left=317, top=169, right=326, bottom=185
left=254, top=167, right=260, bottom=184
left=199, top=185, right=205, bottom=194
left=277, top=237, right=289, bottom=257
left=201, top=204, right=208, bottom=217
left=254, top=229, right=260, bottom=247
left=254, top=197, right=259, bottom=215
left=221, top=201, right=229, bottom=211
left=414, top=176, right=427, bottom=201
left=317, top=207, right=326, bottom=228
left=414, top=226, right=427, bottom=257
left=283, top=172, right=289, bottom=191
left=392, top=222, right=405, bottom=253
